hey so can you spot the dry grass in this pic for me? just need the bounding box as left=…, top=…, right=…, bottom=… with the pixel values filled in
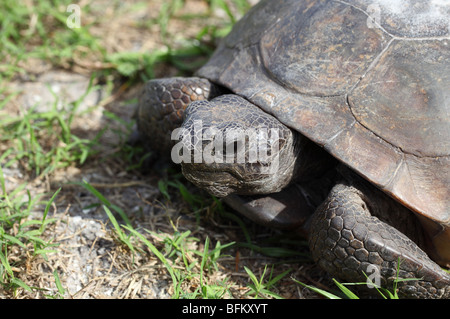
left=0, top=0, right=332, bottom=299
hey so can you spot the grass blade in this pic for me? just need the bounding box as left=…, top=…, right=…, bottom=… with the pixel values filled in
left=0, top=250, right=14, bottom=277
left=124, top=225, right=180, bottom=298
left=11, top=278, right=32, bottom=292
left=77, top=181, right=131, bottom=226
left=293, top=278, right=341, bottom=299
left=332, top=279, right=359, bottom=299
left=53, top=270, right=66, bottom=296
left=40, top=187, right=61, bottom=232
left=102, top=205, right=135, bottom=253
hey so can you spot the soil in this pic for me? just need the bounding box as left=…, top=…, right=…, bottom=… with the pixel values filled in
left=0, top=0, right=329, bottom=299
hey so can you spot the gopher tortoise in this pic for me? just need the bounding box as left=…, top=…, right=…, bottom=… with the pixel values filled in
left=136, top=0, right=450, bottom=298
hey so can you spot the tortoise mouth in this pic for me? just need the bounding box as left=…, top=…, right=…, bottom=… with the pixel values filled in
left=181, top=169, right=238, bottom=197
left=181, top=163, right=290, bottom=197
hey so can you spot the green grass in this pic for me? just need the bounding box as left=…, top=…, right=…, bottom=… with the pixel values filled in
left=0, top=0, right=102, bottom=82
left=98, top=193, right=238, bottom=299
left=244, top=265, right=290, bottom=299
left=76, top=176, right=300, bottom=299
left=0, top=0, right=249, bottom=84
left=127, top=227, right=236, bottom=299
left=0, top=166, right=60, bottom=296
left=1, top=0, right=297, bottom=299
left=0, top=80, right=103, bottom=177
left=294, top=258, right=426, bottom=299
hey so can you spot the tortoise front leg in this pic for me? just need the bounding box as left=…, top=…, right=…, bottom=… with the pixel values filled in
left=309, top=178, right=450, bottom=299
left=136, top=77, right=223, bottom=154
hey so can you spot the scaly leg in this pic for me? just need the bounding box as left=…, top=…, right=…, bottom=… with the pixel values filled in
left=309, top=177, right=450, bottom=298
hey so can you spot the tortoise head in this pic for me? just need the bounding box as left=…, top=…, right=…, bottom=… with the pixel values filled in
left=170, top=94, right=301, bottom=197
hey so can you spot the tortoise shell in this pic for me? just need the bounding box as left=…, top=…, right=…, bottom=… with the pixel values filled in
left=197, top=0, right=450, bottom=264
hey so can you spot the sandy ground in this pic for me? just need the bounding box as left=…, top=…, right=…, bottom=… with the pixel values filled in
left=0, top=0, right=329, bottom=299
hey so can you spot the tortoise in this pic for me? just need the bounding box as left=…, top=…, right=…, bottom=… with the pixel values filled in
left=136, top=0, right=450, bottom=298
